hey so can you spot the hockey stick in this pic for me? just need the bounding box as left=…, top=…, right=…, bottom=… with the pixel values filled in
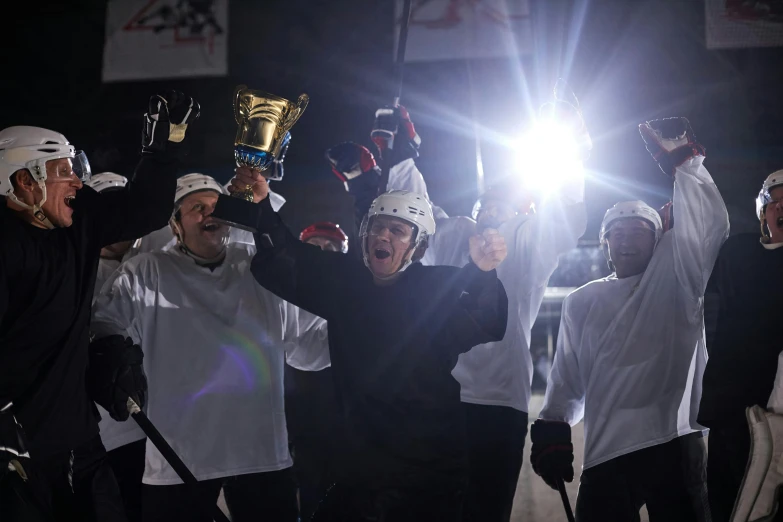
left=378, top=0, right=413, bottom=196
left=555, top=476, right=576, bottom=522
left=128, top=399, right=231, bottom=522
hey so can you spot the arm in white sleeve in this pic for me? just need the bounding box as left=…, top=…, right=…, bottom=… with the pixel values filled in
left=508, top=174, right=587, bottom=292
left=282, top=302, right=331, bottom=371
left=387, top=158, right=448, bottom=219
left=91, top=260, right=146, bottom=344
left=671, top=157, right=730, bottom=299
left=539, top=298, right=585, bottom=425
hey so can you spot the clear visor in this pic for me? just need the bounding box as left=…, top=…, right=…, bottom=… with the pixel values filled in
left=40, top=151, right=91, bottom=183
left=367, top=215, right=415, bottom=244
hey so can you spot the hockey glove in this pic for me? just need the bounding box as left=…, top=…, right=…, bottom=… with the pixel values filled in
left=87, top=336, right=148, bottom=422
left=326, top=142, right=380, bottom=183
left=639, top=117, right=705, bottom=178
left=371, top=105, right=421, bottom=167
left=530, top=419, right=574, bottom=491
left=0, top=402, right=30, bottom=481
left=142, top=90, right=201, bottom=157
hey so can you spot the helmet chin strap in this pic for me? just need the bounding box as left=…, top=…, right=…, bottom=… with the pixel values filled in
left=170, top=217, right=227, bottom=266
left=7, top=180, right=55, bottom=229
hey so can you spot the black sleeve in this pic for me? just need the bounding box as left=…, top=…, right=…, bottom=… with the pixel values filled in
left=438, top=263, right=509, bottom=354
left=0, top=254, right=7, bottom=328
left=251, top=196, right=346, bottom=320
left=80, top=155, right=180, bottom=248
left=346, top=172, right=381, bottom=234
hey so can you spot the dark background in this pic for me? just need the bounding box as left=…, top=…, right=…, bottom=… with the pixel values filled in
left=3, top=0, right=782, bottom=238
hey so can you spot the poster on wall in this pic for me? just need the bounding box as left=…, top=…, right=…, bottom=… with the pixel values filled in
left=102, top=0, right=228, bottom=82
left=396, top=0, right=533, bottom=62
left=706, top=0, right=783, bottom=49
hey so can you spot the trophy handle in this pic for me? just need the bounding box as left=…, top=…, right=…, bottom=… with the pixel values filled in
left=282, top=94, right=309, bottom=132
left=233, top=85, right=248, bottom=124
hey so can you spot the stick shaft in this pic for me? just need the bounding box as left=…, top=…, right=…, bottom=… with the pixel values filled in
left=556, top=477, right=576, bottom=522
left=379, top=0, right=413, bottom=196
left=132, top=411, right=231, bottom=522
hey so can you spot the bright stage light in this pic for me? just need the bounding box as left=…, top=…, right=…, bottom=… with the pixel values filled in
left=513, top=120, right=584, bottom=198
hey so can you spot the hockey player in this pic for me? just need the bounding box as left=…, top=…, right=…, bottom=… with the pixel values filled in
left=530, top=118, right=729, bottom=522
left=0, top=91, right=199, bottom=521
left=91, top=171, right=328, bottom=522
left=326, top=102, right=588, bottom=522
left=300, top=221, right=349, bottom=253
left=241, top=161, right=509, bottom=519
left=699, top=170, right=783, bottom=522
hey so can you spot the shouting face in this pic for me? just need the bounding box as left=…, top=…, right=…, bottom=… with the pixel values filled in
left=765, top=186, right=783, bottom=244
left=11, top=158, right=84, bottom=228
left=174, top=190, right=228, bottom=259
left=605, top=218, right=657, bottom=279
left=366, top=215, right=417, bottom=279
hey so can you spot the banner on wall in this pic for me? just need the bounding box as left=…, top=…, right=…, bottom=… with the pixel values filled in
left=706, top=0, right=783, bottom=49
left=396, top=0, right=533, bottom=62
left=102, top=0, right=228, bottom=82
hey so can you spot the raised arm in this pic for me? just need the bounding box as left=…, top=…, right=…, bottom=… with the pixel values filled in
left=250, top=196, right=347, bottom=321
left=82, top=91, right=200, bottom=249
left=639, top=118, right=729, bottom=299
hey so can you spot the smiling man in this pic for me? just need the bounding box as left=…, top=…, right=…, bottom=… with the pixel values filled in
left=0, top=91, right=200, bottom=522
left=241, top=159, right=509, bottom=520
left=91, top=171, right=329, bottom=522
left=530, top=117, right=729, bottom=522
left=699, top=170, right=783, bottom=522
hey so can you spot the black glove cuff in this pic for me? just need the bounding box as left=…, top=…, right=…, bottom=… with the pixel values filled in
left=531, top=419, right=572, bottom=444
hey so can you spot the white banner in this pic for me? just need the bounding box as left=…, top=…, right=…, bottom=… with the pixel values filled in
left=102, top=0, right=229, bottom=82
left=396, top=0, right=533, bottom=62
left=706, top=0, right=783, bottom=49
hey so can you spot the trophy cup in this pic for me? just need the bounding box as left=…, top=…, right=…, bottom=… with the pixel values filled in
left=211, top=85, right=309, bottom=232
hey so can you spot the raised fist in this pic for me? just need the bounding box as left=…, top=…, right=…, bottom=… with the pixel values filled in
left=142, top=90, right=200, bottom=156
left=325, top=142, right=380, bottom=182
left=639, top=117, right=705, bottom=177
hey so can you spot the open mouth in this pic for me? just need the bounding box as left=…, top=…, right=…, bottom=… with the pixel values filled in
left=64, top=195, right=75, bottom=208
left=373, top=246, right=392, bottom=260
left=776, top=216, right=783, bottom=229
left=201, top=222, right=221, bottom=232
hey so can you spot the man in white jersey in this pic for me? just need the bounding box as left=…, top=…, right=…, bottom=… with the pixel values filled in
left=531, top=117, right=729, bottom=522
left=92, top=171, right=328, bottom=522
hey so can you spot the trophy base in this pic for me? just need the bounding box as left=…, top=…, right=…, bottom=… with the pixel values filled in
left=211, top=194, right=260, bottom=233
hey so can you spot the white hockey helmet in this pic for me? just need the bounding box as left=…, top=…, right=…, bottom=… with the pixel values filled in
left=359, top=190, right=436, bottom=275
left=85, top=172, right=128, bottom=193
left=0, top=126, right=90, bottom=227
left=174, top=173, right=226, bottom=206
left=600, top=200, right=663, bottom=245
left=756, top=170, right=783, bottom=220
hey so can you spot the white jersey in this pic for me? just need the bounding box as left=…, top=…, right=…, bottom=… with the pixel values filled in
left=91, top=242, right=328, bottom=485
left=540, top=156, right=729, bottom=470
left=388, top=160, right=586, bottom=412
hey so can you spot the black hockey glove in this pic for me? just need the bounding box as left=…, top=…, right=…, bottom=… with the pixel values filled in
left=530, top=419, right=574, bottom=490
left=87, top=336, right=147, bottom=422
left=325, top=142, right=380, bottom=183
left=0, top=402, right=30, bottom=481
left=142, top=90, right=200, bottom=157
left=639, top=117, right=705, bottom=178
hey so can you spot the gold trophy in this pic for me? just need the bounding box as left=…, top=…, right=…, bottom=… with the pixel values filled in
left=211, top=85, right=309, bottom=232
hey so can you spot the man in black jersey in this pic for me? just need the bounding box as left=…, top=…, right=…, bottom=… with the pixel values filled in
left=699, top=170, right=783, bottom=522
left=0, top=91, right=199, bottom=521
